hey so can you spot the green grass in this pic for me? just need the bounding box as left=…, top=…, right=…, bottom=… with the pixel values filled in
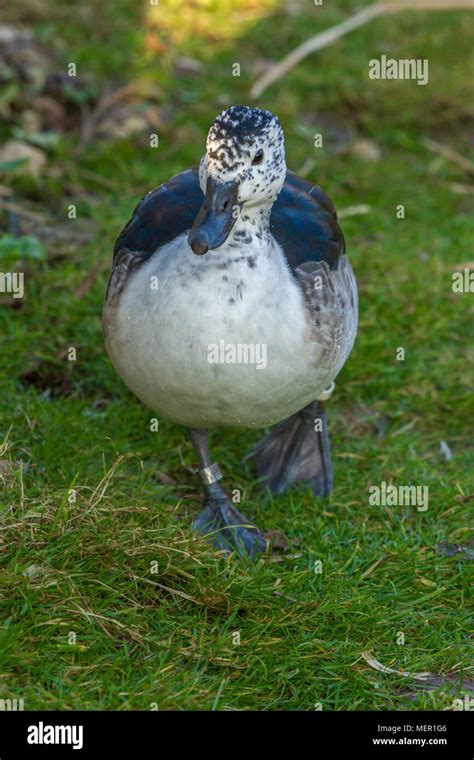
left=0, top=0, right=472, bottom=710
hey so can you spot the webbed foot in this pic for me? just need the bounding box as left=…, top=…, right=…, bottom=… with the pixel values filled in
left=192, top=496, right=266, bottom=558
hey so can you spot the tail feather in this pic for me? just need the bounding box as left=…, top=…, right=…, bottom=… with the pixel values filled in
left=247, top=402, right=332, bottom=497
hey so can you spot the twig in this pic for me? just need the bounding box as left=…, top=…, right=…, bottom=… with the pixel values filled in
left=78, top=168, right=121, bottom=190
left=422, top=137, right=474, bottom=174
left=138, top=576, right=200, bottom=604
left=76, top=81, right=144, bottom=153
left=449, top=182, right=474, bottom=194
left=338, top=204, right=371, bottom=219
left=361, top=651, right=432, bottom=679
left=0, top=198, right=48, bottom=223
left=75, top=262, right=101, bottom=299
left=250, top=0, right=474, bottom=98
left=274, top=590, right=300, bottom=604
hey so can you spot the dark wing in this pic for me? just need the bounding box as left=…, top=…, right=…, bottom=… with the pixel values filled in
left=106, top=167, right=203, bottom=302
left=273, top=173, right=357, bottom=373
left=114, top=166, right=202, bottom=261
left=271, top=171, right=345, bottom=272
left=106, top=168, right=345, bottom=303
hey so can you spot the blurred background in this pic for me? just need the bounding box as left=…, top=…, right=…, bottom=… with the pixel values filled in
left=0, top=2, right=472, bottom=365
left=0, top=0, right=472, bottom=711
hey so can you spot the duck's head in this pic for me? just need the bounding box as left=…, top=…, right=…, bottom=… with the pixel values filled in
left=188, top=106, right=286, bottom=255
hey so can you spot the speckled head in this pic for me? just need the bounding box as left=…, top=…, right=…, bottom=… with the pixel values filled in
left=189, top=106, right=286, bottom=256
left=201, top=106, right=286, bottom=205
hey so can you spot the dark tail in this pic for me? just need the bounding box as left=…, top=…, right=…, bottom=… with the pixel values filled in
left=246, top=401, right=333, bottom=497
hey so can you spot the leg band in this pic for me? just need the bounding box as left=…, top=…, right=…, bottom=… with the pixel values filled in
left=198, top=463, right=223, bottom=485
left=315, top=381, right=335, bottom=402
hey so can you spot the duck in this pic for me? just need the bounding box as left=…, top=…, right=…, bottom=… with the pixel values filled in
left=103, top=105, right=358, bottom=558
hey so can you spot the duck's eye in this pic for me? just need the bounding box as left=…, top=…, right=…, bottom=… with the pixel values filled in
left=252, top=149, right=264, bottom=165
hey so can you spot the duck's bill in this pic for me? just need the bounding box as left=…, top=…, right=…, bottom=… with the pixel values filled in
left=188, top=178, right=240, bottom=255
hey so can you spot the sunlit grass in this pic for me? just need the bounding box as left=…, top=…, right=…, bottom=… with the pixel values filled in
left=146, top=0, right=279, bottom=47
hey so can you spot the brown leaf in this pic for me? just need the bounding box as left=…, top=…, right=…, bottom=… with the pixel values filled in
left=0, top=140, right=46, bottom=179
left=351, top=138, right=381, bottom=162
left=263, top=529, right=290, bottom=552
left=20, top=361, right=73, bottom=398
left=455, top=492, right=474, bottom=504
left=174, top=56, right=204, bottom=76
left=0, top=24, right=49, bottom=92
left=144, top=32, right=168, bottom=55
left=75, top=262, right=101, bottom=299
left=0, top=296, right=23, bottom=309
left=31, top=95, right=68, bottom=132
left=154, top=472, right=177, bottom=486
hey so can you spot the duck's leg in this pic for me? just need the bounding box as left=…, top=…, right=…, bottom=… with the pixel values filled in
left=246, top=399, right=333, bottom=497
left=188, top=428, right=266, bottom=558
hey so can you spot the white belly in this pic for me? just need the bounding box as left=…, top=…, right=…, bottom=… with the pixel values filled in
left=105, top=234, right=334, bottom=428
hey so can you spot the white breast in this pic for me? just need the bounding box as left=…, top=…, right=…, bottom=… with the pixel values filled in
left=105, top=233, right=339, bottom=428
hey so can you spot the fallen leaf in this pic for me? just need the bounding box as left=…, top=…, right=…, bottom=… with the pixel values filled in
left=31, top=95, right=68, bottom=131
left=0, top=296, right=23, bottom=309
left=351, top=138, right=381, bottom=162
left=436, top=542, right=474, bottom=560
left=361, top=651, right=474, bottom=696
left=455, top=493, right=474, bottom=504
left=0, top=459, right=13, bottom=479
left=75, top=262, right=101, bottom=299
left=174, top=56, right=204, bottom=75
left=23, top=564, right=44, bottom=578
left=263, top=529, right=290, bottom=552
left=154, top=471, right=177, bottom=486
left=0, top=25, right=34, bottom=45
left=0, top=140, right=46, bottom=178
